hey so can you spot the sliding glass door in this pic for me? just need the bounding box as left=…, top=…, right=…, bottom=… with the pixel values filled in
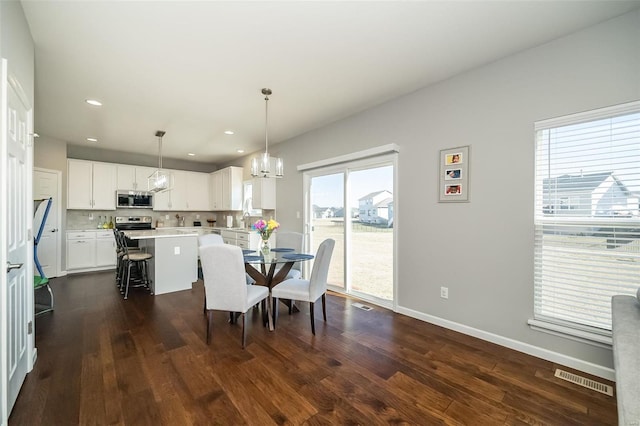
left=308, top=172, right=345, bottom=290
left=305, top=154, right=396, bottom=307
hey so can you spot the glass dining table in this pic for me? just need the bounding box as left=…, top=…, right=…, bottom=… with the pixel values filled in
left=243, top=248, right=314, bottom=331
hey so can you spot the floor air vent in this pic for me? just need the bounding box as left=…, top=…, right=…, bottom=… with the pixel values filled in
left=352, top=302, right=373, bottom=311
left=554, top=369, right=613, bottom=396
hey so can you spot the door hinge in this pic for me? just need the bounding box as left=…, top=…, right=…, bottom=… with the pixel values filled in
left=28, top=321, right=33, bottom=335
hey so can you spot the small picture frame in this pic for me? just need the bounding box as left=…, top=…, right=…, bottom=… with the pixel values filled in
left=439, top=146, right=469, bottom=202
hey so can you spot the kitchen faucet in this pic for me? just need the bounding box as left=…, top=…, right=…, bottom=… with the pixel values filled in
left=243, top=211, right=251, bottom=229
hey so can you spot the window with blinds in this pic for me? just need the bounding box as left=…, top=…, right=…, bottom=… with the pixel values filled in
left=534, top=101, right=640, bottom=334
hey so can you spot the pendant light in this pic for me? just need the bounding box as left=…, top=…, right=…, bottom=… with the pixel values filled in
left=251, top=88, right=283, bottom=178
left=148, top=130, right=173, bottom=192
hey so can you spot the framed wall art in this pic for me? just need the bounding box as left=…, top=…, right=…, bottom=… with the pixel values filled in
left=439, top=145, right=469, bottom=202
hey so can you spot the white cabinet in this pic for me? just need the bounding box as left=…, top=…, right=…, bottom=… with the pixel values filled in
left=221, top=229, right=269, bottom=250
left=116, top=165, right=157, bottom=191
left=67, top=230, right=116, bottom=272
left=210, top=171, right=223, bottom=210
left=152, top=170, right=183, bottom=211
left=67, top=231, right=96, bottom=270
left=186, top=172, right=210, bottom=211
left=153, top=183, right=172, bottom=211
left=152, top=170, right=210, bottom=211
left=71, top=158, right=213, bottom=212
left=210, top=166, right=243, bottom=211
left=252, top=178, right=276, bottom=210
left=67, top=159, right=117, bottom=210
left=96, top=230, right=117, bottom=267
left=169, top=170, right=189, bottom=210
left=152, top=170, right=179, bottom=210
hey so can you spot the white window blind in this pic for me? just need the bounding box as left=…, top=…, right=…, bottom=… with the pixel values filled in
left=534, top=101, right=640, bottom=333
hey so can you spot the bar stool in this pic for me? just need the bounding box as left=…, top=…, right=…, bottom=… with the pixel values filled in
left=115, top=230, right=153, bottom=299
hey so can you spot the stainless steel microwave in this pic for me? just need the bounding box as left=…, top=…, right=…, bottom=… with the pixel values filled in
left=116, top=190, right=153, bottom=209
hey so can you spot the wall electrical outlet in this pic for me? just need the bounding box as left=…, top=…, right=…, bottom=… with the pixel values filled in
left=440, top=286, right=449, bottom=299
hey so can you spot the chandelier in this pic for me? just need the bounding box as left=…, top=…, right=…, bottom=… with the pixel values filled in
left=148, top=130, right=173, bottom=192
left=251, top=88, right=283, bottom=178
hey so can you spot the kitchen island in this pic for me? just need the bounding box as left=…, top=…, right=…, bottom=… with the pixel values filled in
left=123, top=229, right=199, bottom=295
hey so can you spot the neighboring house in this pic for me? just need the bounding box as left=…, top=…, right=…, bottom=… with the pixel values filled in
left=358, top=190, right=393, bottom=224
left=543, top=172, right=639, bottom=217
left=312, top=205, right=343, bottom=219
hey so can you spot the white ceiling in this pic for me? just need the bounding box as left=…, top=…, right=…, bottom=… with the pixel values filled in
left=21, top=1, right=640, bottom=164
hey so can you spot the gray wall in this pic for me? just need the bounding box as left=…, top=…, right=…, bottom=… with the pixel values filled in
left=263, top=10, right=640, bottom=373
left=1, top=0, right=34, bottom=101
left=67, top=145, right=217, bottom=173
left=34, top=136, right=68, bottom=268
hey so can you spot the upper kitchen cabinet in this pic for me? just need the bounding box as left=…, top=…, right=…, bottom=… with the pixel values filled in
left=186, top=172, right=210, bottom=211
left=67, top=159, right=117, bottom=210
left=152, top=170, right=183, bottom=211
left=116, top=165, right=157, bottom=191
left=210, top=166, right=243, bottom=211
left=251, top=178, right=276, bottom=210
left=152, top=170, right=209, bottom=211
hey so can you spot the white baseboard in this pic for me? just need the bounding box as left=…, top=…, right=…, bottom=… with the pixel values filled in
left=396, top=305, right=615, bottom=382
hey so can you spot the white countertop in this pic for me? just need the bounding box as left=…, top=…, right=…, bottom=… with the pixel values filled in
left=123, top=229, right=199, bottom=240
left=218, top=227, right=253, bottom=234
left=67, top=229, right=115, bottom=232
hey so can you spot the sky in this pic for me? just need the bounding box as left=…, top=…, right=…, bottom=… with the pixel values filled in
left=311, top=165, right=393, bottom=208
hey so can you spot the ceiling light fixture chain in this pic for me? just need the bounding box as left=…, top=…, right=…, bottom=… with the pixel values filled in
left=263, top=88, right=271, bottom=156
left=156, top=130, right=166, bottom=170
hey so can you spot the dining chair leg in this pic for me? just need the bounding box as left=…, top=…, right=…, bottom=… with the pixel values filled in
left=266, top=295, right=273, bottom=331
left=310, top=302, right=316, bottom=335
left=206, top=310, right=213, bottom=344
left=322, top=293, right=327, bottom=322
left=273, top=298, right=279, bottom=328
left=241, top=313, right=246, bottom=349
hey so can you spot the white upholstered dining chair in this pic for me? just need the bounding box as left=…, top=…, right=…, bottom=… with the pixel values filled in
left=198, top=232, right=224, bottom=311
left=275, top=231, right=304, bottom=280
left=199, top=244, right=270, bottom=348
left=198, top=233, right=224, bottom=247
left=271, top=238, right=335, bottom=335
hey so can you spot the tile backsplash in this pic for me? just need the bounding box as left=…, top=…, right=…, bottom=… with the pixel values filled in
left=66, top=209, right=270, bottom=230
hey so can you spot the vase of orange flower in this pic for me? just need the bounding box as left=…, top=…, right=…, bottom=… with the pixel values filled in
left=253, top=218, right=279, bottom=255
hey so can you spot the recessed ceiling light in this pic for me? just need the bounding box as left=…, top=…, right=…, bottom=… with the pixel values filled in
left=224, top=130, right=234, bottom=135
left=86, top=137, right=98, bottom=142
left=187, top=153, right=195, bottom=156
left=85, top=99, right=102, bottom=106
left=236, top=149, right=245, bottom=153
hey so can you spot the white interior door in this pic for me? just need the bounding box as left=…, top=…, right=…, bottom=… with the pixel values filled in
left=33, top=168, right=61, bottom=278
left=1, top=59, right=33, bottom=419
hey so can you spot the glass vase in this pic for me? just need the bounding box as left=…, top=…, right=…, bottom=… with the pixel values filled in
left=260, top=238, right=270, bottom=255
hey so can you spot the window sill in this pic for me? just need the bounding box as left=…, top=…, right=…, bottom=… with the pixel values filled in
left=528, top=319, right=612, bottom=350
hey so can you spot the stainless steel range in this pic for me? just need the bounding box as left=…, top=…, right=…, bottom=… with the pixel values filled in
left=115, top=216, right=153, bottom=230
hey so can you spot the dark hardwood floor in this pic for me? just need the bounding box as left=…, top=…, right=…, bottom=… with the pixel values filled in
left=10, top=271, right=617, bottom=425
